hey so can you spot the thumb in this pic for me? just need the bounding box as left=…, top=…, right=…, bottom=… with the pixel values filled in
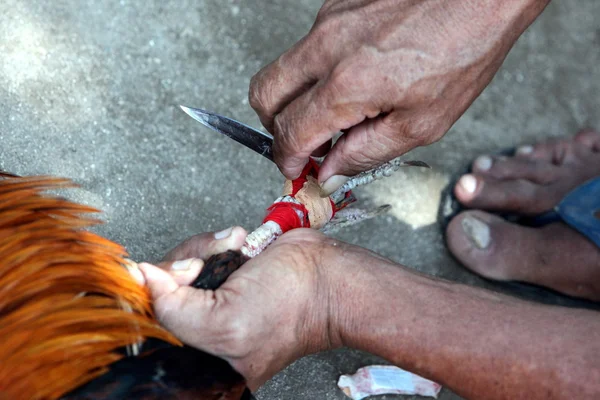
left=318, top=115, right=408, bottom=196
left=137, top=262, right=179, bottom=298
left=138, top=262, right=215, bottom=345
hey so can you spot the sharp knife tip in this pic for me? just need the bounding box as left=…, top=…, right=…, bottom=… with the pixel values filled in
left=179, top=105, right=210, bottom=124
left=179, top=104, right=194, bottom=114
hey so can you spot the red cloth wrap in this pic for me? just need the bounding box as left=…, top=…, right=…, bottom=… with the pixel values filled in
left=263, top=201, right=310, bottom=232
left=262, top=159, right=341, bottom=233
left=290, top=159, right=320, bottom=196
left=261, top=159, right=316, bottom=232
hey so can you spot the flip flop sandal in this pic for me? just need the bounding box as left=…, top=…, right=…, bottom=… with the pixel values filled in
left=438, top=149, right=600, bottom=309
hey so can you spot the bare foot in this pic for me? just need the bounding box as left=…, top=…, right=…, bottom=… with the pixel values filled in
left=446, top=130, right=600, bottom=301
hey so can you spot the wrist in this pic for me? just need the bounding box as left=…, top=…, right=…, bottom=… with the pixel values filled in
left=322, top=244, right=410, bottom=352
left=297, top=239, right=379, bottom=354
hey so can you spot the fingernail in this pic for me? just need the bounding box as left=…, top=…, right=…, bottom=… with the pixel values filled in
left=319, top=175, right=349, bottom=197
left=458, top=174, right=477, bottom=194
left=125, top=260, right=146, bottom=285
left=461, top=215, right=491, bottom=249
left=516, top=145, right=533, bottom=155
left=172, top=258, right=203, bottom=271
left=474, top=155, right=492, bottom=171
left=214, top=227, right=233, bottom=240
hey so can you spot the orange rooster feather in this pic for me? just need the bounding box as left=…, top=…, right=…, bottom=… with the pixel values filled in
left=0, top=174, right=182, bottom=399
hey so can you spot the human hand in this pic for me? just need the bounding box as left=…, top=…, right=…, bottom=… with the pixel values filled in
left=137, top=227, right=347, bottom=390
left=249, top=0, right=549, bottom=193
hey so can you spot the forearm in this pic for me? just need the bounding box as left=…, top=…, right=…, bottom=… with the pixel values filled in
left=329, top=251, right=600, bottom=399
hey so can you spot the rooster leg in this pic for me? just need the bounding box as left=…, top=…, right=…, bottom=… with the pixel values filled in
left=321, top=205, right=391, bottom=234
left=330, top=158, right=430, bottom=203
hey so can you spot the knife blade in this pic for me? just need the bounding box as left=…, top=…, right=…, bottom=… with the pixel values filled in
left=180, top=105, right=274, bottom=161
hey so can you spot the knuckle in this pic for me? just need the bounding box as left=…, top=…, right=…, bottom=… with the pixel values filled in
left=276, top=47, right=298, bottom=72
left=310, top=12, right=347, bottom=51
left=249, top=72, right=283, bottom=121
left=248, top=74, right=269, bottom=114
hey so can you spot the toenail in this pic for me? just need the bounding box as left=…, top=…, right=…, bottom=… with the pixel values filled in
left=474, top=155, right=492, bottom=171
left=459, top=175, right=477, bottom=194
left=516, top=145, right=533, bottom=155
left=461, top=215, right=490, bottom=249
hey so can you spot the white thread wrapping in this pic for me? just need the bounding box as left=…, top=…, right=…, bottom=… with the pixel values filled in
left=241, top=220, right=283, bottom=258
left=241, top=196, right=305, bottom=257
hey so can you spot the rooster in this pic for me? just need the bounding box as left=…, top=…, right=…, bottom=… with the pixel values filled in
left=0, top=173, right=253, bottom=400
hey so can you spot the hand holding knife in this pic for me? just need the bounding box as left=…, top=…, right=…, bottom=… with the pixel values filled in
left=179, top=105, right=430, bottom=199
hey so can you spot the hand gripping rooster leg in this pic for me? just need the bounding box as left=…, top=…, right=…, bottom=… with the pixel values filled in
left=66, top=251, right=255, bottom=400
left=65, top=252, right=254, bottom=400
left=85, top=158, right=431, bottom=397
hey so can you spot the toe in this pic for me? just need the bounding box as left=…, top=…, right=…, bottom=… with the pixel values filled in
left=454, top=174, right=557, bottom=215
left=516, top=138, right=575, bottom=163
left=535, top=138, right=592, bottom=166
left=447, top=211, right=600, bottom=301
left=447, top=210, right=534, bottom=281
left=514, top=131, right=600, bottom=163
left=472, top=155, right=560, bottom=184
left=515, top=141, right=557, bottom=162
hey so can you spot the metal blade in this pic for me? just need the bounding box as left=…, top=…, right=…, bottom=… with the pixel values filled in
left=180, top=105, right=274, bottom=161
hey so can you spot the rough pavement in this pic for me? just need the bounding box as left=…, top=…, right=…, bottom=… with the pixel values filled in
left=1, top=1, right=599, bottom=399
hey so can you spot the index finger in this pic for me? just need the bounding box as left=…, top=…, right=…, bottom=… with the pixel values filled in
left=272, top=78, right=374, bottom=179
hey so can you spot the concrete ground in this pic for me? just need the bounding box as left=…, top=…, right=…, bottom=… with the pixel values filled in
left=1, top=1, right=599, bottom=399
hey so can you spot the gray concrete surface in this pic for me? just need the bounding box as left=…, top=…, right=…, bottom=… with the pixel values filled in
left=1, top=1, right=599, bottom=399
